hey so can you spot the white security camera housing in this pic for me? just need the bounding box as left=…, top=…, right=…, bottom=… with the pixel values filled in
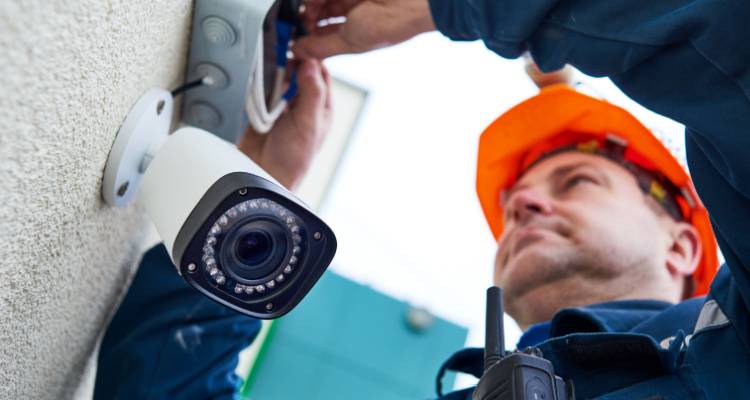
left=103, top=89, right=336, bottom=319
left=140, top=125, right=280, bottom=261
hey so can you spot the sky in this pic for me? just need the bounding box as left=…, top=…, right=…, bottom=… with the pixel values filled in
left=315, top=31, right=686, bottom=389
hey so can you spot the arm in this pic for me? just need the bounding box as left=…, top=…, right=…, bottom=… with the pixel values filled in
left=429, top=0, right=750, bottom=199
left=294, top=0, right=750, bottom=339
left=296, top=0, right=749, bottom=199
left=95, top=59, right=332, bottom=399
left=239, top=59, right=332, bottom=190
left=94, top=245, right=261, bottom=400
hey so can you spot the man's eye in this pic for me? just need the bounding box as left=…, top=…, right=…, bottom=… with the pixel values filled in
left=563, top=175, right=596, bottom=190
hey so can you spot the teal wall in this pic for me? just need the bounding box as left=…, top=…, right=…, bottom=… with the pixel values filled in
left=243, top=271, right=467, bottom=399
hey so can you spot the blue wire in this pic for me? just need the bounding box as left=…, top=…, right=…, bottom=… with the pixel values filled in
left=276, top=21, right=298, bottom=101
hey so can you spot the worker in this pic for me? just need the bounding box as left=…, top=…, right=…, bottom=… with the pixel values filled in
left=433, top=74, right=720, bottom=398
left=294, top=0, right=750, bottom=398
left=95, top=0, right=750, bottom=398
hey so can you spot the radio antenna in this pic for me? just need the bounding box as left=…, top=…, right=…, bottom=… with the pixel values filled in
left=483, top=286, right=505, bottom=372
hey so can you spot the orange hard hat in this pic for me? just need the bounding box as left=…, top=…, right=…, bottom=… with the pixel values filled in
left=476, top=85, right=718, bottom=296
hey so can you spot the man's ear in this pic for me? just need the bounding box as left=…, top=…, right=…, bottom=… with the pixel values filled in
left=666, top=222, right=702, bottom=278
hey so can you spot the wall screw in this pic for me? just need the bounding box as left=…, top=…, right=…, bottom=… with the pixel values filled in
left=313, top=232, right=322, bottom=240
left=116, top=181, right=129, bottom=197
left=238, top=188, right=248, bottom=195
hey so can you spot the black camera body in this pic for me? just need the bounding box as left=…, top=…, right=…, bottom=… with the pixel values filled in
left=175, top=171, right=337, bottom=320
left=474, top=287, right=574, bottom=400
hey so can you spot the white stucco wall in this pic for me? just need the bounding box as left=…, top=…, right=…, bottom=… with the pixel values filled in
left=0, top=1, right=193, bottom=397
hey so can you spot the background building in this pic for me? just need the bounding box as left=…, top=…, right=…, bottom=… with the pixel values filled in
left=241, top=272, right=466, bottom=399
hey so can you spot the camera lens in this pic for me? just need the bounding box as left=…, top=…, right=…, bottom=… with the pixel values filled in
left=220, top=218, right=289, bottom=281
left=202, top=198, right=308, bottom=294
left=236, top=230, right=273, bottom=266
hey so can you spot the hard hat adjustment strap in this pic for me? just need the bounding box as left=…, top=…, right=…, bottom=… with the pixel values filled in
left=527, top=134, right=687, bottom=221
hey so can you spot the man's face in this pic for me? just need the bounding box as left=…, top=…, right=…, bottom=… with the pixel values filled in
left=494, top=152, right=680, bottom=327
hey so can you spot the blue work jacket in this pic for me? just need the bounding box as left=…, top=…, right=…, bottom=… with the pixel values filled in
left=428, top=0, right=750, bottom=398
left=435, top=294, right=728, bottom=399
left=95, top=0, right=750, bottom=398
left=94, top=245, right=261, bottom=399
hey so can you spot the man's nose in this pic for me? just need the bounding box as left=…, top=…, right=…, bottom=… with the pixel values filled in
left=506, top=188, right=553, bottom=224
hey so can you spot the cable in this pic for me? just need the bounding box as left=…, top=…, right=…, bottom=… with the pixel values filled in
left=246, top=34, right=288, bottom=133
left=172, top=23, right=295, bottom=132
left=171, top=76, right=213, bottom=97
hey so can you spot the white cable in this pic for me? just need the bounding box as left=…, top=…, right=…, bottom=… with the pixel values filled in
left=246, top=35, right=288, bottom=134
left=270, top=66, right=286, bottom=106
left=251, top=58, right=286, bottom=122
left=247, top=61, right=274, bottom=133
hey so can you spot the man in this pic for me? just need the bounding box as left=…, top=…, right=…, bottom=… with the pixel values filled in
left=481, top=82, right=716, bottom=329
left=433, top=82, right=721, bottom=398
left=293, top=0, right=750, bottom=398
left=99, top=0, right=750, bottom=398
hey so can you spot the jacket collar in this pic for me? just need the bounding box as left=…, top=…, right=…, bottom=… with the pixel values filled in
left=549, top=299, right=674, bottom=337
left=436, top=299, right=676, bottom=385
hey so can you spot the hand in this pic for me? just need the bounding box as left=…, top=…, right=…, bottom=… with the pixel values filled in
left=292, top=0, right=436, bottom=59
left=238, top=59, right=332, bottom=190
left=523, top=56, right=575, bottom=89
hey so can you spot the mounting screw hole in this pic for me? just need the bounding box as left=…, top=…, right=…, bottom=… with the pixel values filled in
left=238, top=188, right=248, bottom=195
left=156, top=100, right=165, bottom=115
left=116, top=181, right=130, bottom=197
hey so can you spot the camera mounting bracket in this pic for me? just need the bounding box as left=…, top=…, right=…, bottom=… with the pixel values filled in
left=102, top=88, right=173, bottom=207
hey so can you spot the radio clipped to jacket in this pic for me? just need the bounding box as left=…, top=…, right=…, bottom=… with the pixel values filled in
left=473, top=287, right=575, bottom=400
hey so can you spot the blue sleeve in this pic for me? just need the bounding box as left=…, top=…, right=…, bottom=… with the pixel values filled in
left=94, top=244, right=261, bottom=400
left=428, top=0, right=750, bottom=337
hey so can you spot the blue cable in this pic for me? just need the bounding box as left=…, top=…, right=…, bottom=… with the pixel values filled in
left=275, top=21, right=298, bottom=101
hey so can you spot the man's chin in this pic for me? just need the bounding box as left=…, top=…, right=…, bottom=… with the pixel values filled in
left=496, top=246, right=573, bottom=298
left=500, top=263, right=581, bottom=328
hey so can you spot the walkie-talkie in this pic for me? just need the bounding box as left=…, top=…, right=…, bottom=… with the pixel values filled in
left=473, top=287, right=574, bottom=400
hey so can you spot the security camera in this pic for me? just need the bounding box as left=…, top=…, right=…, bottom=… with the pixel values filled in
left=142, top=126, right=337, bottom=319
left=102, top=89, right=336, bottom=319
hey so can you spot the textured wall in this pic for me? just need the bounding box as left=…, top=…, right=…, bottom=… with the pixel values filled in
left=0, top=1, right=192, bottom=398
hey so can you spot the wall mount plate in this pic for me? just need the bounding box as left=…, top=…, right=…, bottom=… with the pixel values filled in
left=102, top=88, right=173, bottom=207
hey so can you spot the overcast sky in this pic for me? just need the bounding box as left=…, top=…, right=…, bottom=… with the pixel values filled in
left=317, top=31, right=686, bottom=389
